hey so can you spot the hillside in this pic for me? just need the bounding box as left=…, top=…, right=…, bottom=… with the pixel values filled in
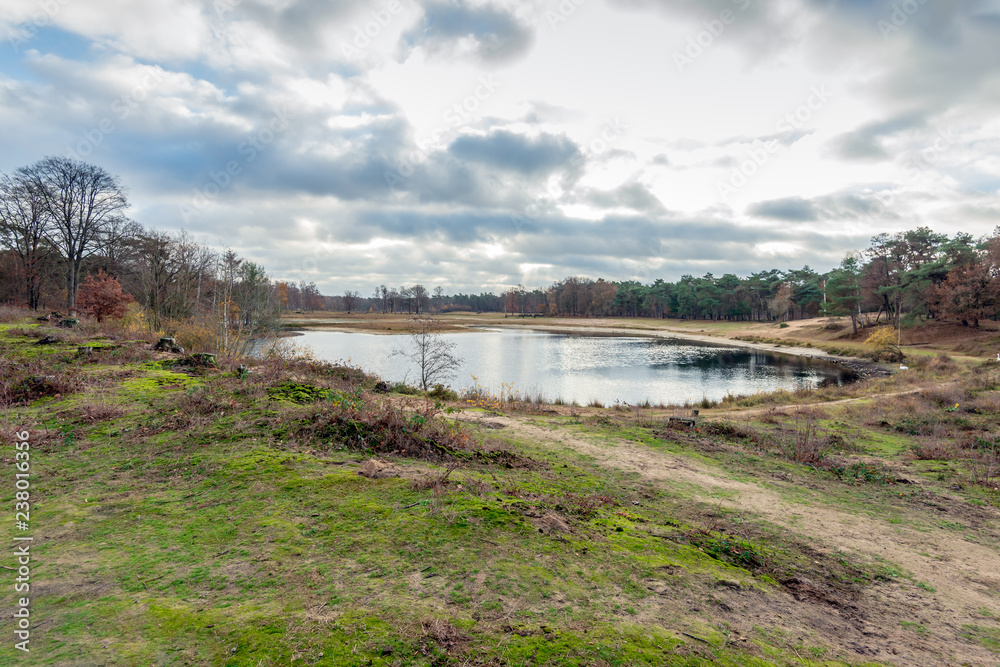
left=2, top=313, right=1000, bottom=666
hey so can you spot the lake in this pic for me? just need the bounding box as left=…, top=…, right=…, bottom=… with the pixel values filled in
left=290, top=328, right=854, bottom=406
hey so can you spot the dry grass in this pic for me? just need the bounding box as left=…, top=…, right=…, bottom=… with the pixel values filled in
left=0, top=357, right=83, bottom=406
left=75, top=392, right=128, bottom=423
left=0, top=305, right=28, bottom=323
left=461, top=380, right=549, bottom=415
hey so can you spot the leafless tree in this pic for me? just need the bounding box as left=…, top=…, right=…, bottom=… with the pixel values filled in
left=0, top=170, right=51, bottom=309
left=128, top=229, right=215, bottom=331
left=411, top=283, right=428, bottom=314
left=394, top=319, right=463, bottom=391
left=377, top=284, right=389, bottom=313
left=432, top=286, right=445, bottom=312
left=343, top=290, right=360, bottom=313
left=22, top=157, right=130, bottom=312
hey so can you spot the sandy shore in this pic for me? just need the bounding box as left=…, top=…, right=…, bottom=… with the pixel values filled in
left=291, top=316, right=890, bottom=378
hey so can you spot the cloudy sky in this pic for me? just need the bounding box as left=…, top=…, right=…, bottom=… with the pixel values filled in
left=1, top=0, right=999, bottom=294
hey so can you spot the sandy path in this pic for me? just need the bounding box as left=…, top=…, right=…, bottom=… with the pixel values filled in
left=465, top=412, right=1000, bottom=666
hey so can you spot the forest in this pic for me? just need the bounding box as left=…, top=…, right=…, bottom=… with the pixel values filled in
left=3, top=158, right=999, bottom=335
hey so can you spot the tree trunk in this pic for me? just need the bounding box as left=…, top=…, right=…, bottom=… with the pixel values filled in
left=66, top=262, right=80, bottom=314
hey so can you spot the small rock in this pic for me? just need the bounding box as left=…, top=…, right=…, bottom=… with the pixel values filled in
left=358, top=459, right=397, bottom=479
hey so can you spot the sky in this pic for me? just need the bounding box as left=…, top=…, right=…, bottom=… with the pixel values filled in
left=1, top=0, right=999, bottom=295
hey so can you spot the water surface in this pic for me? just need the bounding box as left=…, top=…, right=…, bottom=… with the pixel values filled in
left=293, top=328, right=852, bottom=405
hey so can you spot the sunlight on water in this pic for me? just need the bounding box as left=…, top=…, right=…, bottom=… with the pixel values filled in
left=293, top=328, right=853, bottom=406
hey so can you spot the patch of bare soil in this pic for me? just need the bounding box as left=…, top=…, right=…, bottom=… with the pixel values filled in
left=461, top=411, right=1000, bottom=667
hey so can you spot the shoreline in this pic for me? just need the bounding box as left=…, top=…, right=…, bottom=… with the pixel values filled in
left=290, top=319, right=892, bottom=381
left=488, top=323, right=893, bottom=380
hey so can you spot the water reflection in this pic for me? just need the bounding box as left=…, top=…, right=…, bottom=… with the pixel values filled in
left=292, top=328, right=853, bottom=406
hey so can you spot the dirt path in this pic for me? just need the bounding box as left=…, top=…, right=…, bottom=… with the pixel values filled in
left=710, top=384, right=950, bottom=419
left=463, top=411, right=1000, bottom=666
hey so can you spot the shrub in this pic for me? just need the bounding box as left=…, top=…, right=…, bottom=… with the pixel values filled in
left=428, top=384, right=459, bottom=401
left=77, top=271, right=134, bottom=322
left=303, top=396, right=514, bottom=463
left=170, top=317, right=218, bottom=354
left=0, top=359, right=82, bottom=406
left=0, top=305, right=26, bottom=323
left=864, top=326, right=904, bottom=362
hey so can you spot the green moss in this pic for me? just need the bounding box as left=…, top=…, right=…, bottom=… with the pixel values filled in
left=266, top=380, right=335, bottom=404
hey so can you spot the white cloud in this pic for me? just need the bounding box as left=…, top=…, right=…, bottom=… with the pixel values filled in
left=0, top=0, right=998, bottom=293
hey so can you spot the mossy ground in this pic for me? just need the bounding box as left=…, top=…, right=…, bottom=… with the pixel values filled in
left=2, top=317, right=998, bottom=666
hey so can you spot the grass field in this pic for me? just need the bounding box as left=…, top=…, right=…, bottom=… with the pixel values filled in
left=2, top=312, right=1000, bottom=665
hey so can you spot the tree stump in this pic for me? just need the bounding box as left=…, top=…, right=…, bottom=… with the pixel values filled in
left=154, top=337, right=185, bottom=354
left=188, top=353, right=218, bottom=367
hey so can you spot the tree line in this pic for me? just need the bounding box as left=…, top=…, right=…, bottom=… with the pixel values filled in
left=0, top=157, right=332, bottom=351
left=347, top=228, right=1000, bottom=330
left=4, top=158, right=998, bottom=334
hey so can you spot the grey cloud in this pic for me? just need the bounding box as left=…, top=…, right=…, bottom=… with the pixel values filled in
left=747, top=190, right=899, bottom=223
left=593, top=148, right=637, bottom=164
left=582, top=182, right=667, bottom=214
left=448, top=131, right=579, bottom=175
left=748, top=197, right=819, bottom=222
left=237, top=0, right=365, bottom=51
left=829, top=113, right=926, bottom=161
left=399, top=1, right=533, bottom=63
left=159, top=197, right=867, bottom=294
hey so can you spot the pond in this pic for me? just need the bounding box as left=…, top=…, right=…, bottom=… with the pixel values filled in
left=290, top=328, right=854, bottom=406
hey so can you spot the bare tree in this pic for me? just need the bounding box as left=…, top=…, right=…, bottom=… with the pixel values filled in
left=377, top=284, right=389, bottom=313
left=129, top=229, right=215, bottom=331
left=343, top=290, right=360, bottom=313
left=394, top=319, right=463, bottom=390
left=411, top=283, right=428, bottom=314
left=132, top=230, right=181, bottom=331
left=0, top=170, right=51, bottom=309
left=23, top=157, right=130, bottom=312
left=400, top=285, right=414, bottom=313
